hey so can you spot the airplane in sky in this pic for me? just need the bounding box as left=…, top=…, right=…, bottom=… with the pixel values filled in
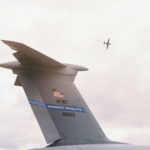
left=104, top=38, right=111, bottom=49
left=0, top=40, right=150, bottom=150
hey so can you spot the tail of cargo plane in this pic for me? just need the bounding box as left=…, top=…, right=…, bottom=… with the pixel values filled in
left=0, top=40, right=111, bottom=146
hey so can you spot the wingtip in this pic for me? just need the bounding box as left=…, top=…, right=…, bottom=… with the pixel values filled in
left=1, top=40, right=21, bottom=45
left=1, top=40, right=14, bottom=46
left=1, top=39, right=9, bottom=43
left=1, top=40, right=6, bottom=44
left=1, top=40, right=21, bottom=51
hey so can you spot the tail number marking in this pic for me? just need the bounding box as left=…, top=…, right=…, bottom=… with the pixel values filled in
left=62, top=112, right=75, bottom=117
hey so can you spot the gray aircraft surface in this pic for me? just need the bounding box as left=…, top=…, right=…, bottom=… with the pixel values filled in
left=0, top=40, right=150, bottom=150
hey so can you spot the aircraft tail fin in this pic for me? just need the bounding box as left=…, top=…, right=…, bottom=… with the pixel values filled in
left=0, top=40, right=110, bottom=146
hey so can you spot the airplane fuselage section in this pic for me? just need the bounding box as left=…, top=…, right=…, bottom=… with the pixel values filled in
left=33, top=144, right=150, bottom=150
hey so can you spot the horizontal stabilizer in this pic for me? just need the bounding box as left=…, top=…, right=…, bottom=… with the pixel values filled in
left=2, top=40, right=65, bottom=67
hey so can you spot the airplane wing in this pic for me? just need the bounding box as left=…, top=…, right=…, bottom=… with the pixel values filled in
left=2, top=40, right=65, bottom=67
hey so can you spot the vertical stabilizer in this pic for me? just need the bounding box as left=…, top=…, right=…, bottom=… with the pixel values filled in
left=0, top=40, right=110, bottom=146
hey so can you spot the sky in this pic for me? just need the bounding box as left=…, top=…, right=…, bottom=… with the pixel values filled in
left=0, top=0, right=150, bottom=149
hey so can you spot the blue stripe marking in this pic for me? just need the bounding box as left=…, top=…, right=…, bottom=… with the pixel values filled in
left=29, top=99, right=47, bottom=107
left=29, top=99, right=86, bottom=113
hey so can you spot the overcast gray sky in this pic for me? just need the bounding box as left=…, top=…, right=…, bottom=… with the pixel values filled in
left=0, top=0, right=150, bottom=149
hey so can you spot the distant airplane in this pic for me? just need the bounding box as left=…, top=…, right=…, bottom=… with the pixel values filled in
left=104, top=38, right=111, bottom=49
left=0, top=40, right=150, bottom=150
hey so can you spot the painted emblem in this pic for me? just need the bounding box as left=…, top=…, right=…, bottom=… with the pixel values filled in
left=52, top=89, right=64, bottom=98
